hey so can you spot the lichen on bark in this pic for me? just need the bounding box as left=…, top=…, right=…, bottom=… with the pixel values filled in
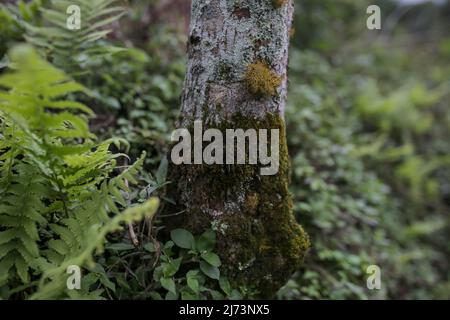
left=181, top=0, right=294, bottom=125
left=244, top=61, right=282, bottom=98
left=165, top=0, right=309, bottom=298
left=271, top=0, right=289, bottom=9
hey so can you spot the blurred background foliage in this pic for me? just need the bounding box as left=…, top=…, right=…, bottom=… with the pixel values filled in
left=283, top=0, right=450, bottom=299
left=0, top=0, right=449, bottom=299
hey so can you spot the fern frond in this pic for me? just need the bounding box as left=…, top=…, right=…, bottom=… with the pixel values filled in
left=0, top=45, right=92, bottom=146
left=31, top=198, right=159, bottom=300
left=0, top=46, right=152, bottom=298
left=24, top=0, right=127, bottom=75
left=0, top=160, right=48, bottom=286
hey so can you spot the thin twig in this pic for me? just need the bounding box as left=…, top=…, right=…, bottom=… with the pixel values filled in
left=121, top=158, right=139, bottom=246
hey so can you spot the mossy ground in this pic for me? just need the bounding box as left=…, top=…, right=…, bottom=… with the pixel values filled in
left=166, top=113, right=309, bottom=298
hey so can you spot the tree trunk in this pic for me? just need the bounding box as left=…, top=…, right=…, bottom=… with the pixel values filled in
left=167, top=0, right=309, bottom=298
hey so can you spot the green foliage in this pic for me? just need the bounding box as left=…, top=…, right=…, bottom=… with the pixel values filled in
left=32, top=198, right=159, bottom=299
left=92, top=46, right=184, bottom=167
left=0, top=0, right=47, bottom=62
left=0, top=45, right=156, bottom=299
left=24, top=0, right=126, bottom=75
left=356, top=81, right=445, bottom=136
left=278, top=0, right=450, bottom=299
left=292, top=0, right=371, bottom=52
left=2, top=0, right=449, bottom=301
left=150, top=229, right=240, bottom=300
left=170, top=228, right=195, bottom=249
left=279, top=51, right=391, bottom=298
left=14, top=0, right=185, bottom=168
left=84, top=227, right=240, bottom=300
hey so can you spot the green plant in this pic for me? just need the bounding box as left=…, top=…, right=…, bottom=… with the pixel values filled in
left=1, top=0, right=449, bottom=301
left=0, top=45, right=155, bottom=299
left=31, top=198, right=159, bottom=299
left=280, top=23, right=450, bottom=299
left=281, top=63, right=391, bottom=298
left=1, top=0, right=48, bottom=63
left=82, top=226, right=242, bottom=300
left=149, top=228, right=241, bottom=300
left=90, top=47, right=184, bottom=167
left=24, top=0, right=126, bottom=75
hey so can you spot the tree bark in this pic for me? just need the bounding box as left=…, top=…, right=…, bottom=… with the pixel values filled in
left=167, top=0, right=309, bottom=298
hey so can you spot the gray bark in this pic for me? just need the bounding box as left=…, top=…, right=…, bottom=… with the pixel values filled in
left=180, top=0, right=292, bottom=125
left=167, top=0, right=309, bottom=298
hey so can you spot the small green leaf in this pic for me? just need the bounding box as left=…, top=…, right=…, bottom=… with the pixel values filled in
left=171, top=229, right=195, bottom=249
left=201, top=252, right=221, bottom=267
left=106, top=243, right=135, bottom=251
left=186, top=270, right=200, bottom=293
left=200, top=261, right=220, bottom=280
left=163, top=241, right=175, bottom=256
left=181, top=290, right=198, bottom=300
left=219, top=276, right=231, bottom=296
left=164, top=241, right=175, bottom=249
left=209, top=289, right=224, bottom=300
left=196, top=229, right=216, bottom=251
left=115, top=274, right=131, bottom=290
left=165, top=291, right=178, bottom=300
left=149, top=292, right=163, bottom=300
left=186, top=269, right=200, bottom=279
left=82, top=273, right=100, bottom=288
left=187, top=277, right=199, bottom=293
left=144, top=242, right=156, bottom=252
left=163, top=257, right=182, bottom=277
left=100, top=274, right=116, bottom=292
left=153, top=266, right=163, bottom=282
left=155, top=156, right=168, bottom=183
left=229, top=289, right=243, bottom=300
left=160, top=277, right=176, bottom=295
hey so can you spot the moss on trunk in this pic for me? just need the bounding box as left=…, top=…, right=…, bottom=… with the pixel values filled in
left=165, top=0, right=308, bottom=298
left=166, top=112, right=309, bottom=298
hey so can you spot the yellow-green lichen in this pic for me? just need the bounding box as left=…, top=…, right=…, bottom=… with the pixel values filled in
left=271, top=0, right=288, bottom=9
left=244, top=192, right=260, bottom=215
left=244, top=61, right=282, bottom=98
